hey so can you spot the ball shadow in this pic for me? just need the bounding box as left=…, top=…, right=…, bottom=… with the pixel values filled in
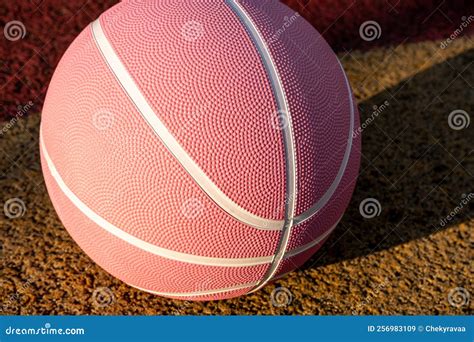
left=304, top=48, right=473, bottom=269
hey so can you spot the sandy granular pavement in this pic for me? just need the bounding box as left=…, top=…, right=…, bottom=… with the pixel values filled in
left=1, top=34, right=473, bottom=314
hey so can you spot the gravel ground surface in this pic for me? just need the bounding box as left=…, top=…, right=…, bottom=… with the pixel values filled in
left=1, top=30, right=472, bottom=314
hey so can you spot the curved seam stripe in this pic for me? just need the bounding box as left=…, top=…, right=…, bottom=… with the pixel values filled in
left=130, top=282, right=256, bottom=298
left=128, top=271, right=293, bottom=298
left=40, top=126, right=339, bottom=267
left=293, top=59, right=355, bottom=225
left=90, top=19, right=354, bottom=231
left=223, top=0, right=297, bottom=292
left=91, top=19, right=281, bottom=231
left=41, top=17, right=352, bottom=270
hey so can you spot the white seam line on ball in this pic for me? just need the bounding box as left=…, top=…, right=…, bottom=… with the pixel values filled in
left=40, top=124, right=339, bottom=267
left=91, top=19, right=281, bottom=231
left=41, top=20, right=351, bottom=267
left=90, top=19, right=354, bottom=230
left=128, top=270, right=293, bottom=298
left=130, top=282, right=256, bottom=298
left=293, top=59, right=355, bottom=225
left=225, top=0, right=297, bottom=292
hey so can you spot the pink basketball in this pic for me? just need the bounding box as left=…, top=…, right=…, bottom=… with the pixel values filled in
left=40, top=0, right=360, bottom=300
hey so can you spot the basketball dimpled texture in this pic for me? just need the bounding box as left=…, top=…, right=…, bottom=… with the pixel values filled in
left=40, top=0, right=361, bottom=300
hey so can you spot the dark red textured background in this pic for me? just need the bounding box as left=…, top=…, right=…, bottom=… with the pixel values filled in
left=1, top=0, right=473, bottom=119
